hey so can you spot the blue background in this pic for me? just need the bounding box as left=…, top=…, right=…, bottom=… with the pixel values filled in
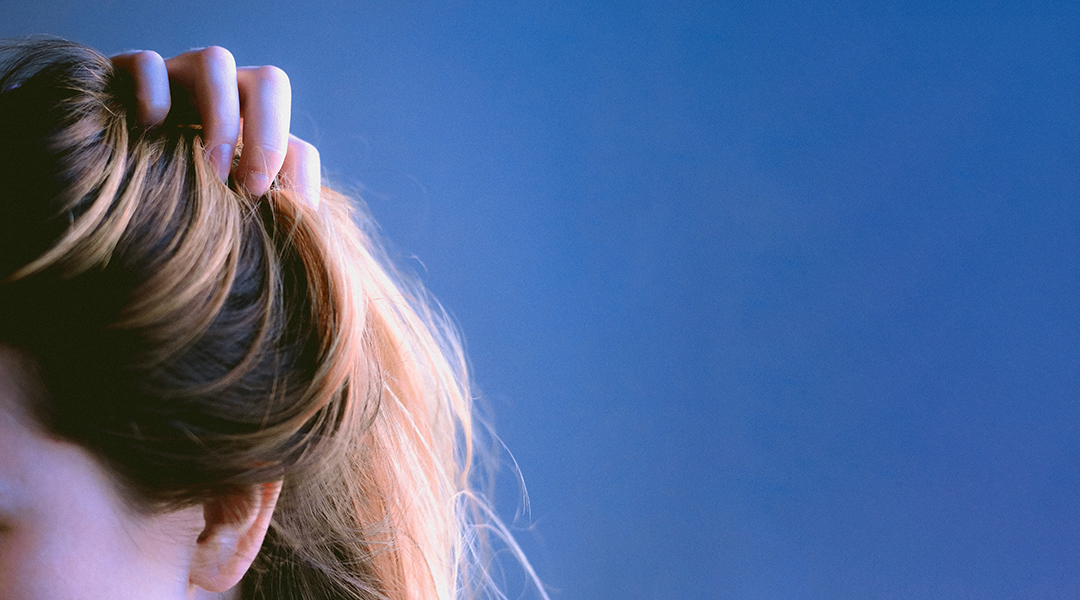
left=3, top=2, right=1079, bottom=598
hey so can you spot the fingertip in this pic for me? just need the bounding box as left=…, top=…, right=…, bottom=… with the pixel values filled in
left=235, top=65, right=292, bottom=197
left=236, top=143, right=287, bottom=197
left=242, top=171, right=272, bottom=197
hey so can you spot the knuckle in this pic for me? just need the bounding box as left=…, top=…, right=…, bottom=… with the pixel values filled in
left=131, top=50, right=164, bottom=71
left=254, top=65, right=290, bottom=92
left=197, top=45, right=236, bottom=71
left=292, top=137, right=319, bottom=160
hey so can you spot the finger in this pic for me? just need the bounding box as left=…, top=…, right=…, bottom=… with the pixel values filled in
left=279, top=134, right=321, bottom=209
left=235, top=66, right=291, bottom=197
left=163, top=46, right=240, bottom=181
left=110, top=51, right=171, bottom=126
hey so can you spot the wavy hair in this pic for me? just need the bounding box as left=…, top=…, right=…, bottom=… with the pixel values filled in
left=0, top=38, right=539, bottom=600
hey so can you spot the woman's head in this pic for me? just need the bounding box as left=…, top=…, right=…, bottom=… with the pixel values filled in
left=0, top=38, right=477, bottom=599
left=0, top=344, right=266, bottom=599
left=0, top=37, right=353, bottom=502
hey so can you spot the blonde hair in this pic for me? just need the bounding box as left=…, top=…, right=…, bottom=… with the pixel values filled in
left=0, top=38, right=541, bottom=600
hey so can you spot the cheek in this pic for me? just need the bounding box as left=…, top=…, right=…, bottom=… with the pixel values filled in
left=0, top=452, right=196, bottom=600
left=0, top=522, right=109, bottom=599
left=0, top=503, right=182, bottom=600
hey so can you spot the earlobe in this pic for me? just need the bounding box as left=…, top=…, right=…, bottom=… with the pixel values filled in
left=189, top=480, right=282, bottom=593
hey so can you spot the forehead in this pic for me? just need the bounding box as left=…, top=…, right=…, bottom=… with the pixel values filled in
left=0, top=346, right=95, bottom=506
left=0, top=345, right=141, bottom=531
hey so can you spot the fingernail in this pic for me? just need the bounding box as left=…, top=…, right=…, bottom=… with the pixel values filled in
left=244, top=172, right=271, bottom=197
left=207, top=144, right=232, bottom=181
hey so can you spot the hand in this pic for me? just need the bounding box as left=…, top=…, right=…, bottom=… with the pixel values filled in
left=110, top=48, right=321, bottom=208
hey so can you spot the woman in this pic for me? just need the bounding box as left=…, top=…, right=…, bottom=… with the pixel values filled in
left=0, top=38, right=536, bottom=599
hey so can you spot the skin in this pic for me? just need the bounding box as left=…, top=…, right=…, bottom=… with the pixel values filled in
left=0, top=46, right=304, bottom=598
left=0, top=347, right=207, bottom=599
left=110, top=47, right=322, bottom=207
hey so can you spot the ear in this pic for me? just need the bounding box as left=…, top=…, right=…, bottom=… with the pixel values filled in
left=189, top=480, right=282, bottom=593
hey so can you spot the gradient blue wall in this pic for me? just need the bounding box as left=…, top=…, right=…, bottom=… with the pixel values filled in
left=2, top=2, right=1079, bottom=598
